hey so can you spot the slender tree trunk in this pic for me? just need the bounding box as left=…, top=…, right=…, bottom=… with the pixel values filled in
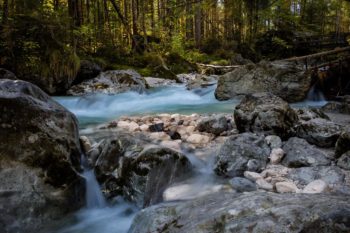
left=2, top=0, right=8, bottom=24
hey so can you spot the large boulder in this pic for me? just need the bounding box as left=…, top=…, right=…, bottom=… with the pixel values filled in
left=88, top=134, right=193, bottom=208
left=215, top=60, right=312, bottom=103
left=73, top=60, right=102, bottom=84
left=129, top=192, right=350, bottom=233
left=119, top=146, right=192, bottom=208
left=214, top=133, right=271, bottom=177
left=67, top=69, right=147, bottom=95
left=295, top=118, right=342, bottom=148
left=287, top=166, right=345, bottom=186
left=234, top=93, right=298, bottom=139
left=0, top=80, right=83, bottom=233
left=282, top=137, right=331, bottom=168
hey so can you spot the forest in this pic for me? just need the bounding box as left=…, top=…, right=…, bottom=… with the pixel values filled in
left=1, top=0, right=350, bottom=83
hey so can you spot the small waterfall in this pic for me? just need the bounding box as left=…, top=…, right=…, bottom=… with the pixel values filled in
left=80, top=156, right=106, bottom=209
left=307, top=85, right=326, bottom=101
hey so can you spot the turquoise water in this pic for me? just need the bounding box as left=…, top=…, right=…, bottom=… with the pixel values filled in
left=54, top=85, right=237, bottom=128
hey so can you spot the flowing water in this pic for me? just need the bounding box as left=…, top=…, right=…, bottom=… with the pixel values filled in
left=53, top=83, right=328, bottom=233
left=54, top=85, right=237, bottom=128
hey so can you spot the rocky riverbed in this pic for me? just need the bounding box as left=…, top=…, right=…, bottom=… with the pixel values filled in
left=1, top=65, right=350, bottom=233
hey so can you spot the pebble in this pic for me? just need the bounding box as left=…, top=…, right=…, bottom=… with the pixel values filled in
left=265, top=135, right=282, bottom=149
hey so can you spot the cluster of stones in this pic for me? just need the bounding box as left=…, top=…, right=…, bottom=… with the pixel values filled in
left=102, top=113, right=235, bottom=151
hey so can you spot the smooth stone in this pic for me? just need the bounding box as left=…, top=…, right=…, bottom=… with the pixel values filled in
left=79, top=136, right=92, bottom=153
left=186, top=134, right=210, bottom=144
left=269, top=148, right=284, bottom=164
left=265, top=135, right=282, bottom=149
left=275, top=181, right=299, bottom=193
left=244, top=171, right=263, bottom=181
left=302, top=180, right=328, bottom=194
left=149, top=122, right=164, bottom=132
left=229, top=177, right=257, bottom=192
left=256, top=178, right=274, bottom=191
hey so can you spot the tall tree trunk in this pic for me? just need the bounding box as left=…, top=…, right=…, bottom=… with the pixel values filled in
left=194, top=4, right=202, bottom=47
left=2, top=0, right=8, bottom=24
left=185, top=1, right=193, bottom=40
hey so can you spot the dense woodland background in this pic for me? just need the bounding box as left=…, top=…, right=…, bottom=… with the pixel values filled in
left=1, top=0, right=350, bottom=83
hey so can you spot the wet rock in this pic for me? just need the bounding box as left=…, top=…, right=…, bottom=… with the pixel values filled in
left=296, top=118, right=342, bottom=148
left=67, top=70, right=147, bottom=95
left=229, top=177, right=257, bottom=192
left=129, top=192, right=350, bottom=233
left=144, top=77, right=176, bottom=87
left=197, top=115, right=228, bottom=136
left=295, top=108, right=330, bottom=121
left=287, top=166, right=345, bottom=186
left=303, top=180, right=328, bottom=193
left=282, top=137, right=331, bottom=168
left=167, top=130, right=181, bottom=140
left=322, top=96, right=350, bottom=114
left=275, top=181, right=299, bottom=193
left=80, top=136, right=92, bottom=153
left=269, top=148, right=285, bottom=164
left=337, top=151, right=350, bottom=170
left=0, top=79, right=83, bottom=233
left=234, top=93, right=298, bottom=139
left=265, top=135, right=282, bottom=149
left=335, top=127, right=350, bottom=158
left=214, top=133, right=271, bottom=177
left=215, top=60, right=312, bottom=103
left=149, top=122, right=164, bottom=132
left=73, top=60, right=102, bottom=84
left=120, top=146, right=192, bottom=208
left=185, top=74, right=217, bottom=90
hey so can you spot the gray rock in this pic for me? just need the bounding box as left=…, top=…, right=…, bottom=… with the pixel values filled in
left=185, top=74, right=217, bottom=90
left=215, top=60, right=312, bottom=103
left=287, top=166, right=345, bottom=186
left=282, top=137, right=331, bottom=167
left=265, top=135, right=282, bottom=149
left=234, top=93, right=298, bottom=139
left=296, top=118, right=342, bottom=148
left=67, top=69, right=147, bottom=95
left=120, top=146, right=192, bottom=208
left=129, top=192, right=350, bottom=233
left=322, top=96, right=350, bottom=114
left=229, top=177, right=257, bottom=192
left=0, top=79, right=83, bottom=233
left=197, top=115, right=228, bottom=136
left=73, top=60, right=102, bottom=84
left=337, top=151, right=350, bottom=170
left=214, top=133, right=271, bottom=177
left=335, top=127, right=350, bottom=158
left=295, top=108, right=330, bottom=121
